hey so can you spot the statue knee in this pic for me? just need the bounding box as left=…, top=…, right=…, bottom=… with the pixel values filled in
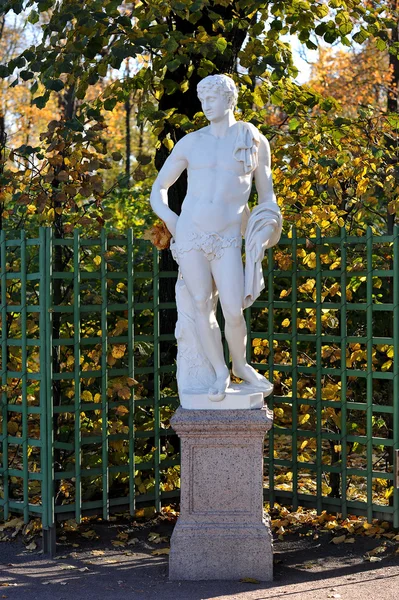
left=223, top=307, right=243, bottom=328
left=192, top=293, right=212, bottom=315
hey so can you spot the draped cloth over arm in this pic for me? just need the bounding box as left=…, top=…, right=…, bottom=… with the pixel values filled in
left=243, top=202, right=282, bottom=309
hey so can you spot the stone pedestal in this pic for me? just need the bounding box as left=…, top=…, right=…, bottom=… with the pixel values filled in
left=169, top=407, right=273, bottom=581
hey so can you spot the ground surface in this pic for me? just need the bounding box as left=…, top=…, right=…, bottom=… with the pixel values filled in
left=0, top=518, right=398, bottom=600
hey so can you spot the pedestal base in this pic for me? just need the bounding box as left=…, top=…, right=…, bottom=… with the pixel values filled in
left=169, top=407, right=273, bottom=581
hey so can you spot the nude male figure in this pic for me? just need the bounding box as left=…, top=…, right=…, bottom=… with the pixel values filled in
left=150, top=74, right=280, bottom=402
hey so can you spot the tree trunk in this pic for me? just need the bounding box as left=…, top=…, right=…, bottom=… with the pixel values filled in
left=154, top=10, right=248, bottom=368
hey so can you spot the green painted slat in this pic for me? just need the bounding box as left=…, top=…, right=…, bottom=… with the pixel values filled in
left=268, top=459, right=394, bottom=480
left=100, top=229, right=109, bottom=521
left=340, top=226, right=348, bottom=519
left=255, top=364, right=395, bottom=379
left=251, top=333, right=395, bottom=345
left=74, top=230, right=82, bottom=523
left=251, top=300, right=395, bottom=311
left=393, top=225, right=399, bottom=528
left=315, top=227, right=322, bottom=513
left=366, top=228, right=373, bottom=522
left=38, top=228, right=47, bottom=528
left=153, top=247, right=161, bottom=513
left=127, top=228, right=135, bottom=515
left=267, top=244, right=275, bottom=507
left=0, top=229, right=9, bottom=520
left=291, top=228, right=298, bottom=510
left=269, top=398, right=395, bottom=413
left=20, top=230, right=29, bottom=522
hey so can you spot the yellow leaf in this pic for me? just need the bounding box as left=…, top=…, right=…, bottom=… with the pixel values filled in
left=281, top=318, right=290, bottom=327
left=299, top=181, right=312, bottom=195
left=298, top=279, right=316, bottom=293
left=117, top=387, right=131, bottom=400
left=151, top=548, right=170, bottom=555
left=115, top=405, right=129, bottom=416
left=163, top=138, right=174, bottom=151
left=298, top=413, right=310, bottom=425
left=93, top=255, right=101, bottom=266
left=111, top=344, right=126, bottom=359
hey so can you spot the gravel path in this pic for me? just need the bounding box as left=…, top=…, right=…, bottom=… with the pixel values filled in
left=0, top=521, right=398, bottom=600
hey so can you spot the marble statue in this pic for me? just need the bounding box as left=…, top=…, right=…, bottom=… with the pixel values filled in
left=150, top=74, right=282, bottom=409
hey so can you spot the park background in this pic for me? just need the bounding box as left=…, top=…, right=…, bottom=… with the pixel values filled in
left=1, top=0, right=399, bottom=552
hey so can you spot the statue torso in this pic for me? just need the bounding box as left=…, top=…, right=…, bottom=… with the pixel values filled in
left=179, top=123, right=253, bottom=235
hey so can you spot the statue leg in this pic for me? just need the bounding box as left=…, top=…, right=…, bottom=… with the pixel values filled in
left=211, top=247, right=272, bottom=391
left=177, top=249, right=230, bottom=400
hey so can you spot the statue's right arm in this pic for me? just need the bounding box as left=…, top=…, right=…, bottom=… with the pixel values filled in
left=150, top=136, right=191, bottom=237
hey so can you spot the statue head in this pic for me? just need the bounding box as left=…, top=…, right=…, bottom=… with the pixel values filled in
left=197, top=74, right=238, bottom=122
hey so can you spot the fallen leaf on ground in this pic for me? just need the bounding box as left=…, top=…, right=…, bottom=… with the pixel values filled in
left=151, top=548, right=170, bottom=556
left=240, top=578, right=260, bottom=584
left=81, top=530, right=98, bottom=540
left=25, top=542, right=37, bottom=551
left=127, top=538, right=139, bottom=546
left=331, top=535, right=346, bottom=544
left=364, top=555, right=382, bottom=562
left=0, top=518, right=24, bottom=532
left=368, top=545, right=387, bottom=556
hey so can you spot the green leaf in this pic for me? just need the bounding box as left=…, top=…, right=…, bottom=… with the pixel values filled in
left=45, top=79, right=65, bottom=92
left=28, top=10, right=39, bottom=24
left=289, top=117, right=300, bottom=131
left=215, top=37, right=228, bottom=53
left=98, top=63, right=108, bottom=77
left=166, top=59, right=181, bottom=72
left=353, top=28, right=370, bottom=44
left=375, top=37, right=387, bottom=51
left=65, top=117, right=84, bottom=132
left=104, top=98, right=117, bottom=111
left=339, top=23, right=352, bottom=36
left=20, top=70, right=34, bottom=81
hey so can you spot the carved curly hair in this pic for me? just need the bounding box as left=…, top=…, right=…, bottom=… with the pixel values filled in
left=197, top=74, right=238, bottom=110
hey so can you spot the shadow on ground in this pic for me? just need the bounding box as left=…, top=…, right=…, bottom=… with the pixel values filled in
left=0, top=519, right=398, bottom=600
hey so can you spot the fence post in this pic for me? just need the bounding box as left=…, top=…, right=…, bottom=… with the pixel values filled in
left=41, top=227, right=56, bottom=556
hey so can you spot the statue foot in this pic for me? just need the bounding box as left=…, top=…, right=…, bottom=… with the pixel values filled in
left=232, top=363, right=273, bottom=392
left=208, top=368, right=230, bottom=402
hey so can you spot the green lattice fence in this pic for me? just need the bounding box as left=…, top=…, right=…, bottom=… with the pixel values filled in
left=1, top=226, right=398, bottom=555
left=251, top=227, right=399, bottom=526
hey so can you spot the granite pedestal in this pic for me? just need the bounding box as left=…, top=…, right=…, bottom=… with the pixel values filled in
left=169, top=407, right=273, bottom=581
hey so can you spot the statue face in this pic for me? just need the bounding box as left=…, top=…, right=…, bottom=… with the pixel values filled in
left=199, top=89, right=230, bottom=122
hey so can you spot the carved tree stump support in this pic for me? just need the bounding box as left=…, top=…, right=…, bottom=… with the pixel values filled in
left=169, top=407, right=273, bottom=581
